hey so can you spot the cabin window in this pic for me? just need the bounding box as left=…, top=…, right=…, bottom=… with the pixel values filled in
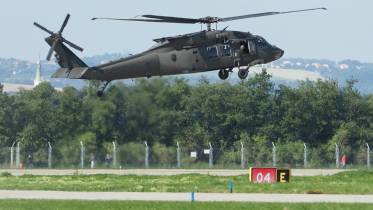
left=171, top=54, right=177, bottom=62
left=221, top=45, right=231, bottom=57
left=206, top=46, right=218, bottom=58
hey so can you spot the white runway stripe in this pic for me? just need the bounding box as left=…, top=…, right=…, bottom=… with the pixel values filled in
left=0, top=191, right=373, bottom=203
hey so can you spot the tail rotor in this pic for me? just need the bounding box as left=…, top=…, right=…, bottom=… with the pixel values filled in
left=34, top=14, right=84, bottom=61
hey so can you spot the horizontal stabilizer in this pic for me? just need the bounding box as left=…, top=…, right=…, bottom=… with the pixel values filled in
left=52, top=67, right=89, bottom=79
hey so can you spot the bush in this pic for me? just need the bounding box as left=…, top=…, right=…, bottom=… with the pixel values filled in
left=151, top=143, right=176, bottom=167
left=117, top=142, right=144, bottom=167
left=0, top=172, right=12, bottom=177
left=277, top=142, right=304, bottom=167
left=217, top=148, right=240, bottom=167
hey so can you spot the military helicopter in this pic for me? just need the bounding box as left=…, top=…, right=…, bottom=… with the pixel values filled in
left=34, top=7, right=326, bottom=97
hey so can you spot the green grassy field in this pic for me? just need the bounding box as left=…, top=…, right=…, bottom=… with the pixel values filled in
left=0, top=200, right=372, bottom=210
left=1, top=170, right=373, bottom=194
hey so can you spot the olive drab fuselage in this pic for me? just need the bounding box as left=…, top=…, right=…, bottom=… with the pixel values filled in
left=55, top=30, right=283, bottom=81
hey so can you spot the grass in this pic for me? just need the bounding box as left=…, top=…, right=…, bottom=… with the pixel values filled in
left=0, top=170, right=373, bottom=194
left=0, top=200, right=372, bottom=210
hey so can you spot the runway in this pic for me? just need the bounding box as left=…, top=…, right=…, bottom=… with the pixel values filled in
left=0, top=169, right=349, bottom=177
left=0, top=190, right=372, bottom=203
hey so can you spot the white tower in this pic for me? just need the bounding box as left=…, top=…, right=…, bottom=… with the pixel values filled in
left=34, top=60, right=43, bottom=87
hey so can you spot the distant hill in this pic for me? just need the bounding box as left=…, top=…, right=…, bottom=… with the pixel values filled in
left=0, top=53, right=128, bottom=89
left=1, top=54, right=372, bottom=93
left=271, top=58, right=373, bottom=93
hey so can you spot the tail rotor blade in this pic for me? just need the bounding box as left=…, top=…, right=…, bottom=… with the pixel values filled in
left=62, top=38, right=84, bottom=52
left=46, top=40, right=58, bottom=61
left=36, top=14, right=83, bottom=60
left=59, top=14, right=70, bottom=34
left=33, top=22, right=54, bottom=35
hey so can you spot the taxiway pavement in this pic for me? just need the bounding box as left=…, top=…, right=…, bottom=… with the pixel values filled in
left=0, top=190, right=372, bottom=203
left=0, top=169, right=349, bottom=177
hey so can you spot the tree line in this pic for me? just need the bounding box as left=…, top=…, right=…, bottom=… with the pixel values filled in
left=0, top=70, right=372, bottom=167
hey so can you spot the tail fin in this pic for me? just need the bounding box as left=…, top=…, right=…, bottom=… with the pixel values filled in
left=46, top=37, right=88, bottom=69
left=46, top=37, right=90, bottom=79
left=34, top=14, right=89, bottom=79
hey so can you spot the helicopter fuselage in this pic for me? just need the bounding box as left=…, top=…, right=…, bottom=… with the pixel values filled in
left=51, top=30, right=283, bottom=81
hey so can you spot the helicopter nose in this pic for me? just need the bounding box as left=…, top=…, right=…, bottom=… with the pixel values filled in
left=272, top=46, right=284, bottom=60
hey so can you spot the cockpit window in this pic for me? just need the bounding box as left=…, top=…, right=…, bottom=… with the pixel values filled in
left=220, top=45, right=231, bottom=57
left=255, top=37, right=270, bottom=48
left=206, top=46, right=218, bottom=58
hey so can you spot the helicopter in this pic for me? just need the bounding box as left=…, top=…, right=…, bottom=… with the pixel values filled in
left=34, top=7, right=326, bottom=97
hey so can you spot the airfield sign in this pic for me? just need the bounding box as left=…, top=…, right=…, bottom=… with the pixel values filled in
left=249, top=167, right=290, bottom=183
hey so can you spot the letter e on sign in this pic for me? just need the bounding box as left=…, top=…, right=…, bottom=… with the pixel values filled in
left=276, top=169, right=290, bottom=183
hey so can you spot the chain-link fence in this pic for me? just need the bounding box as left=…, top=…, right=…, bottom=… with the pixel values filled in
left=0, top=147, right=10, bottom=169
left=1, top=141, right=372, bottom=169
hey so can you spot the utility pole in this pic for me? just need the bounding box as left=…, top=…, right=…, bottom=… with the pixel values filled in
left=367, top=143, right=370, bottom=168
left=112, top=141, right=117, bottom=168
left=335, top=143, right=339, bottom=168
left=15, top=142, right=20, bottom=168
left=240, top=142, right=245, bottom=169
left=144, top=141, right=149, bottom=168
left=10, top=141, right=16, bottom=168
left=48, top=142, right=52, bottom=169
left=209, top=143, right=213, bottom=168
left=304, top=143, right=308, bottom=168
left=80, top=141, right=84, bottom=169
left=272, top=142, right=276, bottom=167
left=176, top=141, right=181, bottom=168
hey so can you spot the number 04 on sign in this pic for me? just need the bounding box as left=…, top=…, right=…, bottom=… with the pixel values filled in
left=249, top=168, right=291, bottom=183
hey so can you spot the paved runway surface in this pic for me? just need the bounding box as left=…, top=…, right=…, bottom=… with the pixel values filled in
left=0, top=190, right=372, bottom=203
left=0, top=169, right=349, bottom=176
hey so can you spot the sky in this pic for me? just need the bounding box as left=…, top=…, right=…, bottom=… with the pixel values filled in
left=0, top=0, right=372, bottom=62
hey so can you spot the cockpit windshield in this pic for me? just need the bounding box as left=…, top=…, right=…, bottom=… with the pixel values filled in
left=255, top=36, right=271, bottom=49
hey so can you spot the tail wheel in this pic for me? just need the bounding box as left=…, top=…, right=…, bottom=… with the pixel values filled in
left=218, top=69, right=229, bottom=80
left=238, top=68, right=249, bottom=80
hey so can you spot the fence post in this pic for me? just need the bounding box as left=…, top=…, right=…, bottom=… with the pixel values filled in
left=15, top=142, right=20, bottom=168
left=80, top=141, right=84, bottom=169
left=176, top=141, right=181, bottom=168
left=209, top=143, right=213, bottom=168
left=367, top=143, right=370, bottom=168
left=10, top=141, right=16, bottom=168
left=48, top=142, right=52, bottom=169
left=144, top=141, right=149, bottom=168
left=112, top=141, right=117, bottom=168
left=272, top=142, right=276, bottom=167
left=335, top=143, right=339, bottom=168
left=240, top=142, right=245, bottom=169
left=304, top=143, right=307, bottom=168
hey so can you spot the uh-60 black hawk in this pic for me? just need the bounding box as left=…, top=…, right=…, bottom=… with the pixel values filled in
left=34, top=7, right=326, bottom=97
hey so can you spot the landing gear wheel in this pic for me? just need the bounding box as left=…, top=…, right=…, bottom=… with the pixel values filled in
left=97, top=91, right=104, bottom=97
left=96, top=80, right=111, bottom=97
left=238, top=68, right=249, bottom=80
left=218, top=69, right=229, bottom=80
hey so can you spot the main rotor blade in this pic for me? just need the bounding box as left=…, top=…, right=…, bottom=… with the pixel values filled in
left=62, top=38, right=84, bottom=52
left=142, top=15, right=199, bottom=23
left=33, top=22, right=54, bottom=35
left=46, top=40, right=58, bottom=61
left=59, top=14, right=70, bottom=34
left=92, top=17, right=195, bottom=24
left=220, top=7, right=327, bottom=22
